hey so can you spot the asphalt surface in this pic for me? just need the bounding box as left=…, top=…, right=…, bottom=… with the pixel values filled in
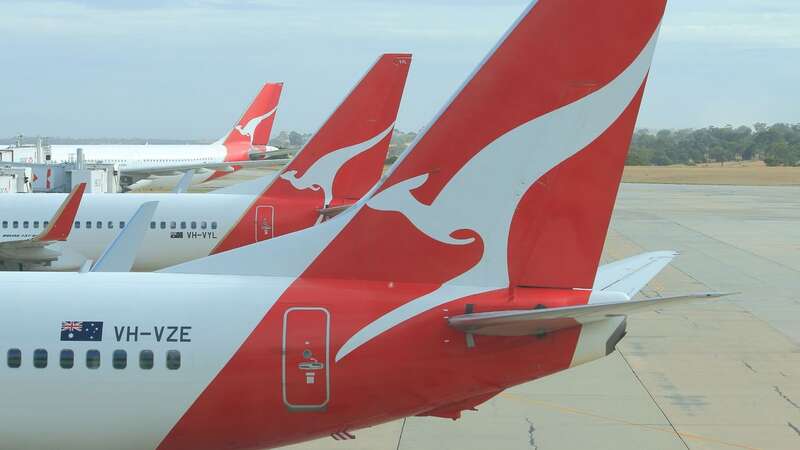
left=207, top=177, right=798, bottom=450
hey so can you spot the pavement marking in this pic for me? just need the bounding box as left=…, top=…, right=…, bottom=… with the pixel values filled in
left=618, top=350, right=691, bottom=450
left=498, top=392, right=763, bottom=450
left=395, top=418, right=406, bottom=450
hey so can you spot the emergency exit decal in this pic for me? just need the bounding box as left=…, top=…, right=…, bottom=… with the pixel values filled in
left=282, top=307, right=330, bottom=411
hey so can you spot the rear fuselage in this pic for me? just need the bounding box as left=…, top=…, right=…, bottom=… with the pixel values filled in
left=0, top=193, right=252, bottom=270
left=0, top=272, right=614, bottom=449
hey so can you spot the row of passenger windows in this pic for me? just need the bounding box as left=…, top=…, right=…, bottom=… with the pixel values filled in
left=0, top=220, right=218, bottom=231
left=147, top=220, right=218, bottom=230
left=6, top=348, right=181, bottom=370
left=1, top=220, right=49, bottom=229
left=74, top=220, right=218, bottom=231
left=91, top=158, right=212, bottom=164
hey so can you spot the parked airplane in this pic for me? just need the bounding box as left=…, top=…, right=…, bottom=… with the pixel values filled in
left=11, top=83, right=286, bottom=191
left=0, top=1, right=715, bottom=449
left=0, top=54, right=412, bottom=271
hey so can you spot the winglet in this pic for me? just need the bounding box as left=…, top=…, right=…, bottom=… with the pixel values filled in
left=173, top=170, right=195, bottom=194
left=91, top=201, right=159, bottom=272
left=35, top=182, right=86, bottom=242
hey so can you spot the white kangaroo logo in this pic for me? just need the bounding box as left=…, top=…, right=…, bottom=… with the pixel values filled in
left=335, top=31, right=659, bottom=362
left=280, top=123, right=395, bottom=206
left=235, top=106, right=277, bottom=145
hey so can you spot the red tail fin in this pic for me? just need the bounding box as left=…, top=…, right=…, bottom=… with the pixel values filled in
left=169, top=1, right=665, bottom=289
left=275, top=53, right=411, bottom=206
left=222, top=82, right=283, bottom=160
left=211, top=53, right=411, bottom=254
left=300, top=0, right=665, bottom=288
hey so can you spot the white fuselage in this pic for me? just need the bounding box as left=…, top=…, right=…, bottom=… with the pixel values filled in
left=13, top=144, right=230, bottom=190
left=0, top=271, right=285, bottom=450
left=41, top=144, right=226, bottom=170
left=0, top=193, right=254, bottom=271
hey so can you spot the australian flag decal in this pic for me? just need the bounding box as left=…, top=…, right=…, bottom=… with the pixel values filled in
left=61, top=321, right=103, bottom=341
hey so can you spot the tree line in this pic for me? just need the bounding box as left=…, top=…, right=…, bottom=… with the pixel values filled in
left=9, top=123, right=799, bottom=167
left=628, top=123, right=800, bottom=167
left=379, top=124, right=800, bottom=167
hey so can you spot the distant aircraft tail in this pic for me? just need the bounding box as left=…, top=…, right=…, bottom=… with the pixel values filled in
left=221, top=82, right=283, bottom=161
left=275, top=53, right=411, bottom=206
left=210, top=53, right=411, bottom=254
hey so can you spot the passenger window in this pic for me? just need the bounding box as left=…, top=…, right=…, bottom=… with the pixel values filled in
left=180, top=221, right=187, bottom=230
left=75, top=221, right=81, bottom=229
left=12, top=221, right=18, bottom=228
left=7, top=348, right=21, bottom=368
left=60, top=349, right=74, bottom=369
left=97, top=221, right=102, bottom=229
left=108, top=221, right=114, bottom=229
left=33, top=221, right=39, bottom=228
left=190, top=221, right=197, bottom=230
left=166, top=350, right=181, bottom=370
left=119, top=221, right=126, bottom=229
left=160, top=221, right=166, bottom=230
left=23, top=221, right=29, bottom=228
left=1, top=220, right=7, bottom=228
left=33, top=349, right=48, bottom=368
left=43, top=221, right=49, bottom=228
left=139, top=350, right=154, bottom=370
left=170, top=221, right=176, bottom=229
left=200, top=221, right=207, bottom=230
left=150, top=221, right=156, bottom=230
left=86, top=221, right=92, bottom=229
left=211, top=221, right=217, bottom=230
left=112, top=350, right=127, bottom=369
left=86, top=349, right=101, bottom=369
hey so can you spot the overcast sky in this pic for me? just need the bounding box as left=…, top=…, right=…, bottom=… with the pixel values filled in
left=1, top=0, right=798, bottom=139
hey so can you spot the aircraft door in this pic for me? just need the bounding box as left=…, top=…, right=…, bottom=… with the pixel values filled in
left=254, top=205, right=274, bottom=241
left=282, top=307, right=330, bottom=411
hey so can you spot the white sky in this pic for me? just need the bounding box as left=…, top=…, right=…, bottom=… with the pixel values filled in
left=1, top=0, right=798, bottom=139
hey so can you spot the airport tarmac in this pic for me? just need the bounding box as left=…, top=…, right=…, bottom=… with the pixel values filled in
left=231, top=180, right=794, bottom=450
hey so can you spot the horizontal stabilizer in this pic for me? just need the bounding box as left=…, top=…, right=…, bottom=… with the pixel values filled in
left=124, top=158, right=291, bottom=178
left=318, top=204, right=352, bottom=220
left=448, top=292, right=729, bottom=337
left=594, top=250, right=678, bottom=297
left=211, top=175, right=276, bottom=195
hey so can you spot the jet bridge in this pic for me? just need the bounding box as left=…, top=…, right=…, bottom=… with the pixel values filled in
left=4, top=148, right=121, bottom=193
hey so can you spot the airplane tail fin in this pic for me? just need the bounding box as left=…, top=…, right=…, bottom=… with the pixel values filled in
left=221, top=82, right=283, bottom=157
left=165, top=0, right=666, bottom=288
left=209, top=53, right=411, bottom=254
left=293, top=0, right=667, bottom=286
left=273, top=53, right=411, bottom=206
